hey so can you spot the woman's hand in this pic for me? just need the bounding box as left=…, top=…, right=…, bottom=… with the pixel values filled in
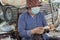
left=31, top=27, right=44, bottom=34
left=49, top=24, right=55, bottom=31
left=44, top=24, right=55, bottom=31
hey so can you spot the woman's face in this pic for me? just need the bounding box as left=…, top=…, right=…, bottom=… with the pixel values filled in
left=27, top=6, right=40, bottom=15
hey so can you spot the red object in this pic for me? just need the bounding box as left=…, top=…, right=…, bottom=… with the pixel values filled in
left=26, top=0, right=41, bottom=8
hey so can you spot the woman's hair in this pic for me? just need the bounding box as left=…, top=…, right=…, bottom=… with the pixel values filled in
left=26, top=7, right=31, bottom=10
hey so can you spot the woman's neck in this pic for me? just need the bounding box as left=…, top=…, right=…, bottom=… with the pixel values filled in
left=30, top=13, right=35, bottom=18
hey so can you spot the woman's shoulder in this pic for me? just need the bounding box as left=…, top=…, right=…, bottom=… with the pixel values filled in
left=39, top=12, right=45, bottom=16
left=19, top=12, right=28, bottom=17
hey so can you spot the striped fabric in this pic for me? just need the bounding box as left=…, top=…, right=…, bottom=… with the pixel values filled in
left=26, top=0, right=41, bottom=8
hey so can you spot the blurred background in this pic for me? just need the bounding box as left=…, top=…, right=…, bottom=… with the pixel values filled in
left=0, top=0, right=60, bottom=40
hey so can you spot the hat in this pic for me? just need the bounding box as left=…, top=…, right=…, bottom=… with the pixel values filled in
left=26, top=0, right=42, bottom=8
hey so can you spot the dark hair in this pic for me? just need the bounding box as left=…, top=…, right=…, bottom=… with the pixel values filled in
left=32, top=29, right=49, bottom=40
left=32, top=34, right=43, bottom=40
left=26, top=7, right=31, bottom=10
left=26, top=5, right=42, bottom=9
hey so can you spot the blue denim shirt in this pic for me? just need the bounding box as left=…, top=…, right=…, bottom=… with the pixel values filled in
left=18, top=12, right=49, bottom=40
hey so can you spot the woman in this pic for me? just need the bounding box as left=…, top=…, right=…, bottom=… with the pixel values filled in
left=18, top=0, right=55, bottom=40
